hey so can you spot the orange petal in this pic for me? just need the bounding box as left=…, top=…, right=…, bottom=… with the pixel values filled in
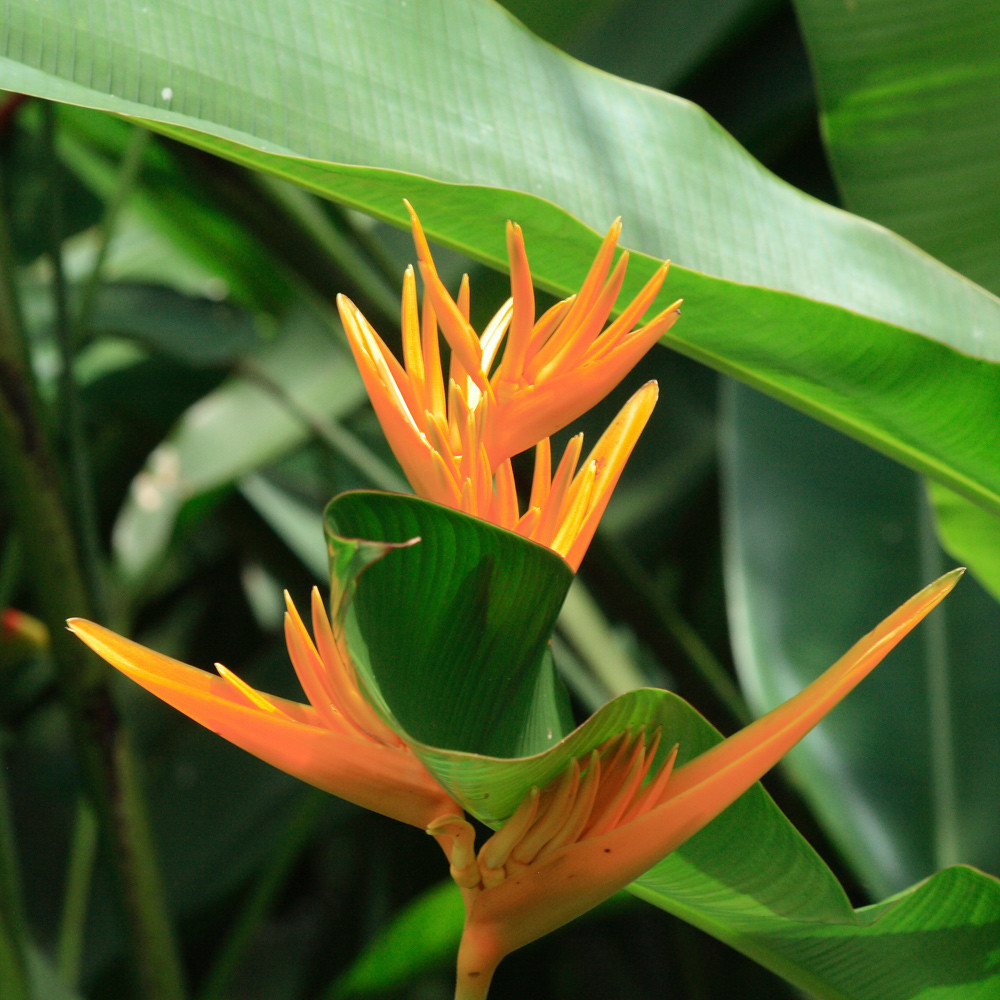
left=67, top=619, right=457, bottom=829
left=488, top=292, right=677, bottom=466
left=558, top=381, right=659, bottom=571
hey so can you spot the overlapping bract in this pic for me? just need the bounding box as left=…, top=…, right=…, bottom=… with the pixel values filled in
left=338, top=202, right=681, bottom=569
left=65, top=205, right=963, bottom=1000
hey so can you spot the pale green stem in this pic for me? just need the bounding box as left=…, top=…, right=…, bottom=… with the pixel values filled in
left=42, top=102, right=107, bottom=622
left=918, top=485, right=959, bottom=868
left=56, top=798, right=99, bottom=986
left=75, top=126, right=151, bottom=332
left=237, top=358, right=408, bottom=492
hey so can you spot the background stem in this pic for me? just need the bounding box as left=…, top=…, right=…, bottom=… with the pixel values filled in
left=0, top=123, right=186, bottom=1000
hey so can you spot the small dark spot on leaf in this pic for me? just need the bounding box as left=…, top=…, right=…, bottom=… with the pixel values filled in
left=604, top=848, right=612, bottom=853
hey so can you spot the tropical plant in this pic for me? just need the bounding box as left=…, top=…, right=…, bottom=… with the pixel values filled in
left=1, top=2, right=998, bottom=998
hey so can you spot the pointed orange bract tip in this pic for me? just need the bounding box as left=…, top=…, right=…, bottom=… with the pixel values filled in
left=436, top=570, right=962, bottom=994
left=340, top=202, right=677, bottom=572
left=67, top=599, right=460, bottom=830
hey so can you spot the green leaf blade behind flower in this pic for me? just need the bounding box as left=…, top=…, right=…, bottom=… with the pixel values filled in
left=792, top=0, right=1000, bottom=610
left=3, top=0, right=1000, bottom=513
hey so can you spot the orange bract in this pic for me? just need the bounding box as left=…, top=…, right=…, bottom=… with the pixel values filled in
left=338, top=202, right=681, bottom=570
left=433, top=569, right=963, bottom=999
left=68, top=589, right=459, bottom=830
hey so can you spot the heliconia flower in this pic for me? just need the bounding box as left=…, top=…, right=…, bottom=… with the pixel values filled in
left=67, top=588, right=459, bottom=830
left=337, top=202, right=681, bottom=570
left=430, top=569, right=963, bottom=1000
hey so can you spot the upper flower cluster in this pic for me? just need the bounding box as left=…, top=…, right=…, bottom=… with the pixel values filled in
left=337, top=202, right=681, bottom=569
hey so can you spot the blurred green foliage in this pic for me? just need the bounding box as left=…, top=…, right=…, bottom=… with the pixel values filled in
left=1, top=1, right=998, bottom=998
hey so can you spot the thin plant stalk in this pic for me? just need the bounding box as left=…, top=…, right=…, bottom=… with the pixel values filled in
left=0, top=764, right=31, bottom=1000
left=56, top=799, right=99, bottom=986
left=0, top=139, right=186, bottom=1000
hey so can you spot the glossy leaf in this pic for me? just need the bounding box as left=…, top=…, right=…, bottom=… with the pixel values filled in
left=324, top=491, right=574, bottom=759
left=721, top=381, right=1000, bottom=896
left=793, top=0, right=1000, bottom=618
left=3, top=0, right=1000, bottom=517
left=793, top=0, right=1000, bottom=291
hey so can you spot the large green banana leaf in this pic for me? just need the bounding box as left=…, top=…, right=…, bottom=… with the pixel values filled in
left=324, top=492, right=1000, bottom=999
left=2, top=0, right=1000, bottom=514
left=715, top=0, right=1000, bottom=903
left=722, top=383, right=1000, bottom=898
left=792, top=0, right=1000, bottom=598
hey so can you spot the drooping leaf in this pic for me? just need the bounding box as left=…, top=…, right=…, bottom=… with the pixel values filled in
left=792, top=0, right=1000, bottom=617
left=793, top=0, right=1000, bottom=292
left=3, top=0, right=1000, bottom=516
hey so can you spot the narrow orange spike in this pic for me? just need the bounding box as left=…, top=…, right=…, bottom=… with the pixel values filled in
left=479, top=298, right=514, bottom=378
left=494, top=221, right=535, bottom=385
left=523, top=298, right=576, bottom=361
left=405, top=201, right=486, bottom=390
left=305, top=589, right=403, bottom=747
left=528, top=438, right=552, bottom=510
left=619, top=743, right=678, bottom=827
left=533, top=251, right=630, bottom=383
left=560, top=382, right=659, bottom=571
left=582, top=265, right=671, bottom=365
left=527, top=220, right=622, bottom=375
left=215, top=663, right=294, bottom=718
left=585, top=730, right=653, bottom=837
left=492, top=458, right=520, bottom=530
left=282, top=610, right=356, bottom=735
left=532, top=434, right=584, bottom=548
left=401, top=266, right=426, bottom=398
left=421, top=292, right=446, bottom=417
left=550, top=460, right=597, bottom=560
left=457, top=273, right=471, bottom=322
